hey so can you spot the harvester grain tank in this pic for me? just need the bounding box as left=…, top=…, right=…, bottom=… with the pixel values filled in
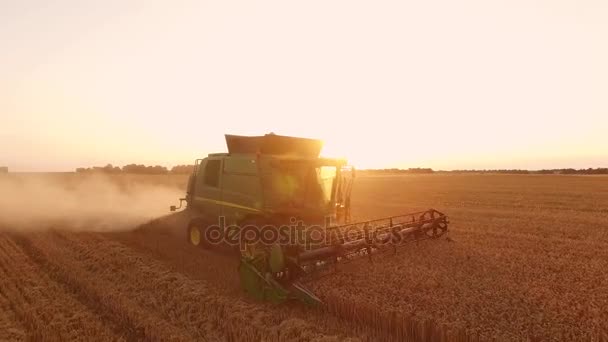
left=170, top=133, right=449, bottom=305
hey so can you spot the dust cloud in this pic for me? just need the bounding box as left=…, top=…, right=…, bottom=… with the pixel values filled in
left=0, top=173, right=184, bottom=231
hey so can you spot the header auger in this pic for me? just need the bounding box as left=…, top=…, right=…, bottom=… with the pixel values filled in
left=170, top=133, right=449, bottom=306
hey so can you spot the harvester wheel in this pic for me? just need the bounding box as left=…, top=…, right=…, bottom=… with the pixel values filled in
left=419, top=210, right=448, bottom=239
left=424, top=219, right=448, bottom=239
left=187, top=218, right=212, bottom=249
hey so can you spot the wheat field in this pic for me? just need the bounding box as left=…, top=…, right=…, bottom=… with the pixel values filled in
left=0, top=173, right=606, bottom=341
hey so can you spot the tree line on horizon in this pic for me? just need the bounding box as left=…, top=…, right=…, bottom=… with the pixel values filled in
left=76, top=164, right=194, bottom=174
left=360, top=167, right=608, bottom=175
left=76, top=164, right=608, bottom=175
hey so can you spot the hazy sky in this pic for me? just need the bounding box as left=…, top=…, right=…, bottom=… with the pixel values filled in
left=1, top=0, right=607, bottom=171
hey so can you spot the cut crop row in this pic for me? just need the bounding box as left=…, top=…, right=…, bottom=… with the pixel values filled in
left=0, top=233, right=120, bottom=341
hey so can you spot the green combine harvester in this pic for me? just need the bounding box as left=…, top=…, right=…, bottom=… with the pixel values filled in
left=170, top=133, right=448, bottom=306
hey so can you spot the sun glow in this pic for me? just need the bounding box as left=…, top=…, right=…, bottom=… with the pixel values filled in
left=1, top=0, right=607, bottom=171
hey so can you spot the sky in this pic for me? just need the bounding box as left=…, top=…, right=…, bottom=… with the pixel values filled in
left=1, top=0, right=607, bottom=171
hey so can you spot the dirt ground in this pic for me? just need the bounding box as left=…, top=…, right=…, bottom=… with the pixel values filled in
left=0, top=174, right=607, bottom=341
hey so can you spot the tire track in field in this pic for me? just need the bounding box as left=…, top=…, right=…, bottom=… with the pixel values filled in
left=0, top=233, right=120, bottom=341
left=11, top=232, right=194, bottom=342
left=42, top=231, right=351, bottom=342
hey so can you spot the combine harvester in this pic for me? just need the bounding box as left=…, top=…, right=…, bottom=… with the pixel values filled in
left=170, top=133, right=449, bottom=306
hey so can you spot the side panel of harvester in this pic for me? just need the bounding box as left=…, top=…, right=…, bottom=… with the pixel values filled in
left=188, top=154, right=266, bottom=227
left=221, top=155, right=265, bottom=225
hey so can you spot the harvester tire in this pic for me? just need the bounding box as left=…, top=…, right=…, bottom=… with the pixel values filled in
left=187, top=218, right=212, bottom=249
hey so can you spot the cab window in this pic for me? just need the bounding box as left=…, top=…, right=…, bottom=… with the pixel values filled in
left=204, top=160, right=221, bottom=187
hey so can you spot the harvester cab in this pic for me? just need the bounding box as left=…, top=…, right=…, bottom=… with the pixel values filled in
left=170, top=134, right=448, bottom=306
